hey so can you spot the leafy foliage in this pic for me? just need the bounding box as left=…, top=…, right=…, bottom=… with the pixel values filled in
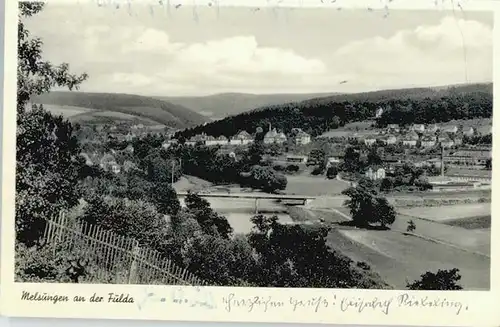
left=16, top=3, right=89, bottom=245
left=81, top=196, right=170, bottom=251
left=245, top=165, right=288, bottom=193
left=406, top=268, right=463, bottom=290
left=184, top=192, right=233, bottom=239
left=341, top=178, right=396, bottom=228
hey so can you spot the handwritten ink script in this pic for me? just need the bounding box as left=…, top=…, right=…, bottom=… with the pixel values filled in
left=221, top=292, right=468, bottom=316
left=20, top=289, right=469, bottom=316
left=136, top=286, right=217, bottom=310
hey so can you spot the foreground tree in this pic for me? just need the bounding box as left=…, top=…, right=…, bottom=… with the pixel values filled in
left=16, top=2, right=89, bottom=245
left=406, top=268, right=463, bottom=290
left=341, top=178, right=396, bottom=228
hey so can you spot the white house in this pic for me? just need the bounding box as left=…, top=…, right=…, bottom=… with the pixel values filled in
left=216, top=135, right=229, bottom=145
left=426, top=124, right=438, bottom=133
left=387, top=124, right=400, bottom=133
left=463, top=126, right=475, bottom=137
left=230, top=131, right=254, bottom=145
left=364, top=136, right=377, bottom=146
left=375, top=107, right=384, bottom=118
left=402, top=131, right=419, bottom=147
left=186, top=134, right=206, bottom=146
left=412, top=124, right=426, bottom=133
left=382, top=135, right=397, bottom=145
left=444, top=125, right=458, bottom=134
left=205, top=136, right=219, bottom=146
left=421, top=136, right=436, bottom=148
left=294, top=130, right=311, bottom=145
left=437, top=132, right=449, bottom=143
left=286, top=155, right=308, bottom=164
left=440, top=138, right=455, bottom=149
left=264, top=127, right=287, bottom=144
left=365, top=167, right=386, bottom=180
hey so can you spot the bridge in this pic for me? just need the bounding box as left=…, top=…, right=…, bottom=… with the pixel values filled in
left=176, top=192, right=317, bottom=214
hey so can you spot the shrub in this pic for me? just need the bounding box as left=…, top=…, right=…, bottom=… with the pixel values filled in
left=326, top=166, right=338, bottom=179
left=273, top=164, right=285, bottom=172
left=247, top=165, right=287, bottom=193
left=286, top=164, right=300, bottom=173
left=311, top=167, right=324, bottom=175
left=406, top=268, right=463, bottom=290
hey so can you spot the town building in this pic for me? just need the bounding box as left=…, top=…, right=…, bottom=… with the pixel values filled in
left=387, top=124, right=400, bottom=133
left=162, top=139, right=178, bottom=149
left=453, top=134, right=463, bottom=145
left=230, top=131, right=254, bottom=145
left=364, top=135, right=377, bottom=146
left=99, top=153, right=121, bottom=174
left=263, top=127, right=287, bottom=144
left=402, top=131, right=419, bottom=147
left=463, top=126, right=475, bottom=137
left=215, top=135, right=229, bottom=145
left=326, top=156, right=341, bottom=167
left=294, top=130, right=312, bottom=145
left=443, top=149, right=491, bottom=167
left=443, top=125, right=458, bottom=134
left=421, top=136, right=436, bottom=148
left=426, top=124, right=438, bottom=133
left=382, top=134, right=397, bottom=145
left=365, top=167, right=386, bottom=180
left=186, top=134, right=207, bottom=146
left=412, top=124, right=426, bottom=133
left=205, top=136, right=218, bottom=146
left=437, top=132, right=449, bottom=143
left=375, top=107, right=384, bottom=118
left=286, top=155, right=308, bottom=164
left=440, top=138, right=455, bottom=149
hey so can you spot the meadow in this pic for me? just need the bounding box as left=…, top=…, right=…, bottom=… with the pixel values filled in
left=397, top=203, right=491, bottom=221
left=328, top=228, right=489, bottom=290
left=284, top=175, right=350, bottom=196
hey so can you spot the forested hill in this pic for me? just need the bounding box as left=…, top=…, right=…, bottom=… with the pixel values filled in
left=175, top=83, right=492, bottom=139
left=32, top=91, right=208, bottom=128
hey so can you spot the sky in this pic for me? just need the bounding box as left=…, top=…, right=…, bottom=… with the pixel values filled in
left=24, top=3, right=493, bottom=96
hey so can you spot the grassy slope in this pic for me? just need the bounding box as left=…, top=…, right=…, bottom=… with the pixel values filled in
left=157, top=92, right=340, bottom=119
left=31, top=91, right=209, bottom=128
left=307, top=204, right=490, bottom=289
left=329, top=228, right=489, bottom=290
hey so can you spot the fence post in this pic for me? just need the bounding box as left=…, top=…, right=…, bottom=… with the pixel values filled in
left=128, top=242, right=141, bottom=284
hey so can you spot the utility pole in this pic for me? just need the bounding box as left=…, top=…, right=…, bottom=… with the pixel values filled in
left=441, top=145, right=445, bottom=177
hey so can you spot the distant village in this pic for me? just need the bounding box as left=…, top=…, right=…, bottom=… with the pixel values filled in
left=80, top=115, right=492, bottom=190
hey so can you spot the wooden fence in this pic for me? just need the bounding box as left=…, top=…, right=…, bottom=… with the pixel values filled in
left=43, top=212, right=207, bottom=286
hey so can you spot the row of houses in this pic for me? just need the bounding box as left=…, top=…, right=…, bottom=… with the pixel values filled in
left=386, top=123, right=488, bottom=136
left=164, top=126, right=313, bottom=148
left=80, top=151, right=136, bottom=174
left=363, top=130, right=466, bottom=148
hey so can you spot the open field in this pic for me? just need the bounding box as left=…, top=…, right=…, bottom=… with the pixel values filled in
left=43, top=104, right=95, bottom=117
left=446, top=167, right=492, bottom=178
left=397, top=203, right=491, bottom=221
left=441, top=215, right=491, bottom=230
left=327, top=205, right=490, bottom=256
left=328, top=228, right=489, bottom=290
left=284, top=175, right=350, bottom=196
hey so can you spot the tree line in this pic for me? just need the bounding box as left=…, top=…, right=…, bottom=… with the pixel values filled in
left=175, top=90, right=492, bottom=140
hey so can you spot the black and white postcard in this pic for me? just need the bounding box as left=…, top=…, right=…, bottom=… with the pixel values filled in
left=1, top=0, right=499, bottom=325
